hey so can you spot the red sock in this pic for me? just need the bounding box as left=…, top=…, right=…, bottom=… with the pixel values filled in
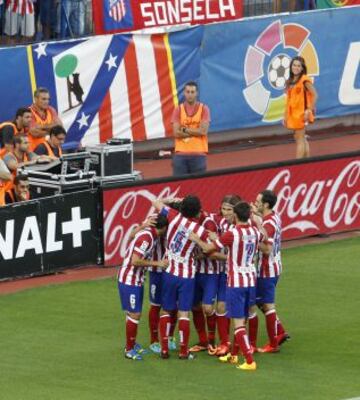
left=148, top=304, right=161, bottom=344
left=178, top=317, right=190, bottom=356
left=169, top=310, right=177, bottom=337
left=159, top=314, right=171, bottom=353
left=276, top=316, right=286, bottom=336
left=265, top=309, right=278, bottom=348
left=206, top=312, right=217, bottom=343
left=234, top=327, right=253, bottom=364
left=248, top=313, right=259, bottom=347
left=125, top=315, right=139, bottom=351
left=216, top=313, right=229, bottom=345
left=192, top=309, right=208, bottom=345
left=226, top=317, right=231, bottom=332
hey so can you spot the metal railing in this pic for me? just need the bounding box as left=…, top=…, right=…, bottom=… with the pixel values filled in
left=0, top=0, right=93, bottom=46
left=0, top=0, right=312, bottom=47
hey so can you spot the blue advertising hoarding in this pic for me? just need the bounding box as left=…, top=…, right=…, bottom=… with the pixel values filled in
left=200, top=7, right=360, bottom=131
left=0, top=7, right=358, bottom=143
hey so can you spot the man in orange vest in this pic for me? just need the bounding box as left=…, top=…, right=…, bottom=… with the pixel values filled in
left=5, top=174, right=31, bottom=205
left=34, top=125, right=65, bottom=158
left=0, top=158, right=12, bottom=206
left=0, top=107, right=32, bottom=158
left=29, top=87, right=63, bottom=152
left=171, top=81, right=211, bottom=176
left=3, top=134, right=50, bottom=179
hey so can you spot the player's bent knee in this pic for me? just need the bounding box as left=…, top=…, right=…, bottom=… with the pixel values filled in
left=262, top=303, right=275, bottom=313
left=202, top=304, right=214, bottom=316
left=178, top=310, right=189, bottom=318
left=128, top=312, right=141, bottom=320
left=216, top=302, right=226, bottom=314
left=249, top=305, right=257, bottom=314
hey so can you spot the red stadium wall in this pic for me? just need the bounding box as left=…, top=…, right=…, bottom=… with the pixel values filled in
left=103, top=152, right=360, bottom=266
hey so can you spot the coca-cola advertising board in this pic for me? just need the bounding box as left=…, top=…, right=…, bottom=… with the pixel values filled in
left=103, top=155, right=360, bottom=266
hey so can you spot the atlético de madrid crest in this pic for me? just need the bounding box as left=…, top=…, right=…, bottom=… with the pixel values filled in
left=109, top=0, right=127, bottom=22
left=104, top=0, right=133, bottom=30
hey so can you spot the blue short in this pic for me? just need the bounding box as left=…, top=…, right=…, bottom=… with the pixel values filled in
left=161, top=272, right=195, bottom=312
left=193, top=273, right=219, bottom=306
left=149, top=271, right=163, bottom=305
left=225, top=286, right=256, bottom=319
left=172, top=154, right=207, bottom=176
left=217, top=272, right=227, bottom=303
left=118, top=282, right=144, bottom=313
left=256, top=276, right=279, bottom=305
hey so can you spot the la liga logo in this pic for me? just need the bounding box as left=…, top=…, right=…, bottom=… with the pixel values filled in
left=243, top=20, right=320, bottom=123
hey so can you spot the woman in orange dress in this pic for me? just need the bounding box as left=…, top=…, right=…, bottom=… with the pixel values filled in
left=285, top=56, right=318, bottom=159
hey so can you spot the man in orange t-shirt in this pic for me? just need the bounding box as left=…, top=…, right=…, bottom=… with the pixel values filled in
left=28, top=87, right=63, bottom=152
left=171, top=81, right=210, bottom=176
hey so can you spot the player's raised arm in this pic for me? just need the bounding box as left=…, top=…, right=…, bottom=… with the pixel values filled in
left=209, top=252, right=227, bottom=261
left=131, top=253, right=168, bottom=269
left=152, top=199, right=165, bottom=212
left=129, top=215, right=158, bottom=240
left=189, top=231, right=216, bottom=253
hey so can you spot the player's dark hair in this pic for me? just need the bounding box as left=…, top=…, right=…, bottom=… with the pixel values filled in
left=155, top=214, right=168, bottom=230
left=184, top=81, right=198, bottom=90
left=14, top=174, right=28, bottom=185
left=234, top=202, right=251, bottom=222
left=168, top=201, right=182, bottom=211
left=34, top=87, right=49, bottom=97
left=15, top=107, right=31, bottom=119
left=50, top=125, right=66, bottom=137
left=286, top=56, right=307, bottom=87
left=14, top=133, right=27, bottom=146
left=180, top=195, right=201, bottom=218
left=260, top=190, right=277, bottom=209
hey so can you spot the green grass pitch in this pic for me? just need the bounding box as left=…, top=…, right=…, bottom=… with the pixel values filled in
left=1, top=237, right=359, bottom=400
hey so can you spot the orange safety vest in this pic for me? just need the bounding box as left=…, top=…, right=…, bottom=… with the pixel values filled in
left=0, top=181, right=6, bottom=206
left=0, top=121, right=19, bottom=158
left=5, top=188, right=15, bottom=204
left=5, top=152, right=29, bottom=191
left=43, top=141, right=63, bottom=158
left=175, top=103, right=208, bottom=154
left=29, top=105, right=54, bottom=151
left=285, top=74, right=315, bottom=131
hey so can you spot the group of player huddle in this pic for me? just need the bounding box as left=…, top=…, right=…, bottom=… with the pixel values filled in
left=117, top=190, right=290, bottom=371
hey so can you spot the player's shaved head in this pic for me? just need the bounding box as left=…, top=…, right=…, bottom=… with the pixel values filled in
left=180, top=195, right=201, bottom=219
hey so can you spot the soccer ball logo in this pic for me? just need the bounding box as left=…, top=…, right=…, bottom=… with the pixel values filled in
left=268, top=54, right=290, bottom=90
left=243, top=20, right=319, bottom=122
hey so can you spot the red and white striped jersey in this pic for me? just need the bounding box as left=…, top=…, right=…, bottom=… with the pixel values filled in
left=148, top=236, right=166, bottom=273
left=6, top=0, right=34, bottom=15
left=162, top=207, right=208, bottom=279
left=210, top=213, right=233, bottom=235
left=258, top=212, right=282, bottom=278
left=210, top=213, right=234, bottom=273
left=215, top=224, right=263, bottom=288
left=118, top=227, right=157, bottom=286
left=197, top=216, right=220, bottom=274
